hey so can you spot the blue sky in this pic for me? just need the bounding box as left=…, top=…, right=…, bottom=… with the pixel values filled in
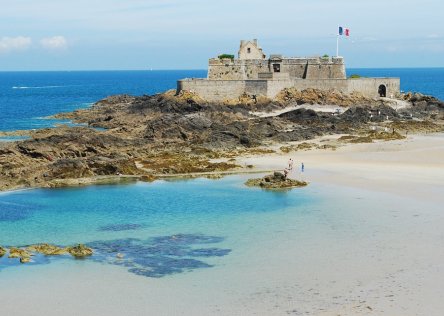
left=1, top=0, right=443, bottom=70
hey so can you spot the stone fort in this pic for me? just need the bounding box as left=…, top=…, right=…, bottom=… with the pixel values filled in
left=177, top=39, right=400, bottom=102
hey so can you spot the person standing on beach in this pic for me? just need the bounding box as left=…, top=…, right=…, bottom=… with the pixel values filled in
left=301, top=162, right=304, bottom=173
left=283, top=168, right=289, bottom=180
left=288, top=158, right=294, bottom=171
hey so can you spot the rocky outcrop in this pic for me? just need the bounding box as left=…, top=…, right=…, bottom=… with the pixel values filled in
left=245, top=172, right=308, bottom=189
left=338, top=131, right=405, bottom=143
left=1, top=89, right=443, bottom=191
left=8, top=247, right=33, bottom=263
left=274, top=88, right=388, bottom=107
left=26, top=243, right=68, bottom=255
left=66, top=244, right=93, bottom=257
left=402, top=92, right=444, bottom=109
left=1, top=243, right=94, bottom=264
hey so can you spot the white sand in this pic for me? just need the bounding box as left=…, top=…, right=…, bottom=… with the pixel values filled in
left=238, top=133, right=444, bottom=203
left=1, top=134, right=444, bottom=316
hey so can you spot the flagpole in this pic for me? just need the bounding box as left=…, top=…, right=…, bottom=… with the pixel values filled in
left=336, top=25, right=340, bottom=57
left=336, top=34, right=339, bottom=57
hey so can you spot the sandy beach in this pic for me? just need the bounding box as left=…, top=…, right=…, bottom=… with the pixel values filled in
left=241, top=133, right=444, bottom=203
left=1, top=133, right=444, bottom=316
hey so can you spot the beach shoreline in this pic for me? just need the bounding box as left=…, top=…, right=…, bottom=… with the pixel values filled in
left=1, top=133, right=444, bottom=316
left=1, top=131, right=443, bottom=195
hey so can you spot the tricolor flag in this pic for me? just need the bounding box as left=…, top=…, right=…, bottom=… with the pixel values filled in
left=339, top=26, right=350, bottom=36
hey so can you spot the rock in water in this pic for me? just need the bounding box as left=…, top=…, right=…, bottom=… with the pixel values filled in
left=8, top=247, right=33, bottom=263
left=67, top=244, right=93, bottom=257
left=20, top=257, right=31, bottom=263
left=26, top=243, right=68, bottom=255
left=245, top=173, right=307, bottom=189
left=0, top=246, right=6, bottom=257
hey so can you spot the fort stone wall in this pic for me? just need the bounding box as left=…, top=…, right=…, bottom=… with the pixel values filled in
left=208, top=58, right=268, bottom=80
left=208, top=56, right=346, bottom=81
left=176, top=79, right=258, bottom=101
left=178, top=77, right=401, bottom=102
left=346, top=78, right=400, bottom=98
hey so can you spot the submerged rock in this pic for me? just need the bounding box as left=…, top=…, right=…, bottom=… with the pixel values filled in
left=0, top=246, right=6, bottom=257
left=97, top=223, right=144, bottom=232
left=67, top=244, right=93, bottom=257
left=245, top=172, right=308, bottom=189
left=87, top=234, right=230, bottom=278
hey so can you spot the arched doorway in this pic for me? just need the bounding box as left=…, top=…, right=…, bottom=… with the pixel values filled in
left=378, top=84, right=387, bottom=97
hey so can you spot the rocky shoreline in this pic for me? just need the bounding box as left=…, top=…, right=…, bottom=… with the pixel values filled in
left=0, top=243, right=93, bottom=263
left=1, top=88, right=443, bottom=192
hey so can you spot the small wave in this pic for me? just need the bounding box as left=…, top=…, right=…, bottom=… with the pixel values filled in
left=12, top=85, right=66, bottom=89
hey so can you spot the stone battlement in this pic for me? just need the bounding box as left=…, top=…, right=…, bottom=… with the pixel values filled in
left=208, top=56, right=346, bottom=81
left=209, top=56, right=344, bottom=66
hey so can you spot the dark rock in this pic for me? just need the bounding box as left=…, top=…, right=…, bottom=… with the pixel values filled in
left=279, top=108, right=319, bottom=121
left=246, top=173, right=308, bottom=189
left=0, top=246, right=6, bottom=257
left=341, top=106, right=371, bottom=123
left=67, top=244, right=93, bottom=257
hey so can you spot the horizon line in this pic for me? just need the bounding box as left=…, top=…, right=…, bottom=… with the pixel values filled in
left=1, top=66, right=444, bottom=73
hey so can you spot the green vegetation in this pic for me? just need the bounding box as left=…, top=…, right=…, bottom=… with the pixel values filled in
left=349, top=74, right=362, bottom=79
left=218, top=54, right=235, bottom=60
left=321, top=54, right=329, bottom=59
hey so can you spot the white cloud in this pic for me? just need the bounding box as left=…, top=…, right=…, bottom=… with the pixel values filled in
left=0, top=36, right=32, bottom=53
left=40, top=36, right=68, bottom=50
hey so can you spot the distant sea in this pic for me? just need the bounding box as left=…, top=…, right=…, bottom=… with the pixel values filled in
left=0, top=68, right=443, bottom=132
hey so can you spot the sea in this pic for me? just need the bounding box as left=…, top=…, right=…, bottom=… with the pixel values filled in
left=0, top=68, right=443, bottom=315
left=0, top=68, right=443, bottom=132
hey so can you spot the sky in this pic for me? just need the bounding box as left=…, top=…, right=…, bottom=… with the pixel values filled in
left=0, top=0, right=443, bottom=70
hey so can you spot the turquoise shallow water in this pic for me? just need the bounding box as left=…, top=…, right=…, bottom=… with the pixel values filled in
left=1, top=174, right=443, bottom=315
left=0, top=175, right=316, bottom=277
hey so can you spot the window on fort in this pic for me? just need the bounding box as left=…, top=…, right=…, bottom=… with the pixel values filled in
left=247, top=48, right=251, bottom=53
left=273, top=64, right=281, bottom=73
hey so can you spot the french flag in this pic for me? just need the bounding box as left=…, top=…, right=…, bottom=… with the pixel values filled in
left=339, top=26, right=350, bottom=36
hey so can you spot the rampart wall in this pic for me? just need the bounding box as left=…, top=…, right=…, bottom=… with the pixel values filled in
left=177, top=77, right=400, bottom=102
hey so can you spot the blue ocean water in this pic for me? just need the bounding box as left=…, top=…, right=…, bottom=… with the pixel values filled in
left=0, top=175, right=314, bottom=277
left=0, top=68, right=443, bottom=132
left=0, top=70, right=206, bottom=131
